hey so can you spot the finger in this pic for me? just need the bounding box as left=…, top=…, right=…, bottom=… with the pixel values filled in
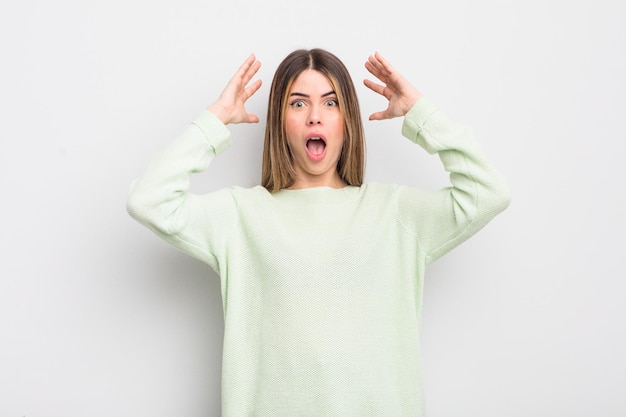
left=376, top=53, right=413, bottom=96
left=244, top=79, right=263, bottom=100
left=368, top=52, right=386, bottom=72
left=373, top=52, right=394, bottom=74
left=231, top=112, right=260, bottom=125
left=231, top=54, right=259, bottom=89
left=368, top=110, right=388, bottom=121
left=236, top=53, right=256, bottom=76
left=367, top=52, right=390, bottom=76
left=363, top=79, right=386, bottom=97
left=374, top=52, right=400, bottom=84
left=245, top=58, right=262, bottom=81
left=365, top=57, right=386, bottom=82
left=240, top=55, right=261, bottom=86
left=246, top=113, right=260, bottom=124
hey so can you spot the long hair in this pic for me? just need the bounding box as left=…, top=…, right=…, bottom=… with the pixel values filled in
left=261, top=49, right=365, bottom=192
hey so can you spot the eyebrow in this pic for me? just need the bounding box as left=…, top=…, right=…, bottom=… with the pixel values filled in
left=289, top=90, right=336, bottom=98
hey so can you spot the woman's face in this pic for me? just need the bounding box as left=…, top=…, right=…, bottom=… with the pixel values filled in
left=284, top=69, right=345, bottom=189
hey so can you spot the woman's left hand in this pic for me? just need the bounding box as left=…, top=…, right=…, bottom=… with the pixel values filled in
left=364, top=52, right=422, bottom=121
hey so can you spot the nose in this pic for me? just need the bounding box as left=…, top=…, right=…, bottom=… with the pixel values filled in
left=307, top=107, right=322, bottom=125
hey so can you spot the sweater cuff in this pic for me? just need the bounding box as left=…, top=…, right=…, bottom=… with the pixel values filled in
left=191, top=110, right=232, bottom=155
left=401, top=96, right=441, bottom=154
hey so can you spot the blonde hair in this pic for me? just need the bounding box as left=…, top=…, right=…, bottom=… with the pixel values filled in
left=261, top=49, right=365, bottom=192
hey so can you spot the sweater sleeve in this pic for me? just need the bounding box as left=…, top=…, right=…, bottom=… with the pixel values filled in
left=396, top=97, right=511, bottom=266
left=126, top=110, right=236, bottom=271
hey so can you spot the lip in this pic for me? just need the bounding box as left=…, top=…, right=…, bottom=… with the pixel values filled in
left=306, top=132, right=327, bottom=141
left=305, top=132, right=327, bottom=162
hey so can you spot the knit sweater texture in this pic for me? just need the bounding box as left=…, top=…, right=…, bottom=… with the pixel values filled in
left=127, top=96, right=511, bottom=416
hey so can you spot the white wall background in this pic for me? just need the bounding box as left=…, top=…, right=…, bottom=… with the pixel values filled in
left=1, top=0, right=624, bottom=415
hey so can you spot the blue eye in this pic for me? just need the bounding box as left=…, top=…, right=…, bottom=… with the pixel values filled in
left=326, top=99, right=338, bottom=107
left=290, top=100, right=305, bottom=108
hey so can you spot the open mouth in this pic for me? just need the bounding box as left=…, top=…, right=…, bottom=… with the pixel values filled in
left=306, top=137, right=326, bottom=156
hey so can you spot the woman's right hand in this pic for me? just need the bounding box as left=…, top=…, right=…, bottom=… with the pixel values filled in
left=207, top=54, right=262, bottom=125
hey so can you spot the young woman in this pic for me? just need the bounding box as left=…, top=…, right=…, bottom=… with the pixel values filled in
left=127, top=48, right=510, bottom=416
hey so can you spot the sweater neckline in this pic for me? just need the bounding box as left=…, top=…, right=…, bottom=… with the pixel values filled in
left=273, top=185, right=361, bottom=205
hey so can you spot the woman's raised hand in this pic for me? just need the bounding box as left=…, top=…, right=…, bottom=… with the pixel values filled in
left=207, top=54, right=262, bottom=125
left=364, top=52, right=422, bottom=121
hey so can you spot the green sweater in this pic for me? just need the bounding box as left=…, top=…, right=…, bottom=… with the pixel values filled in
left=127, top=97, right=510, bottom=416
